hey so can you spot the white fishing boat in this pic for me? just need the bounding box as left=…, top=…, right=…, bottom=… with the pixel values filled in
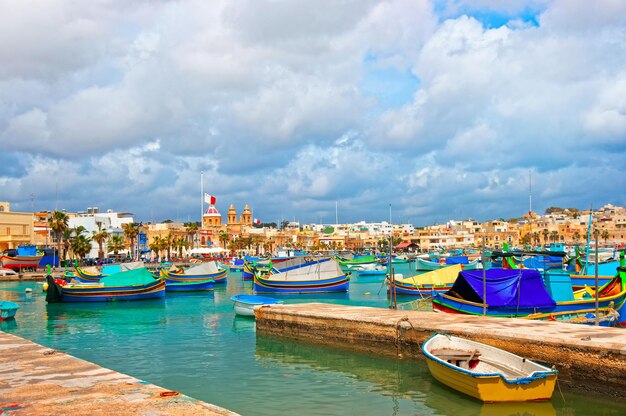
left=230, top=294, right=283, bottom=317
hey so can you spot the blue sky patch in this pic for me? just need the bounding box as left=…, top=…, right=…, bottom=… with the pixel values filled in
left=361, top=53, right=421, bottom=110
left=433, top=1, right=543, bottom=29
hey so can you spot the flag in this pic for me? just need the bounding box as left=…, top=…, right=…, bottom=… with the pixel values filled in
left=254, top=218, right=261, bottom=225
left=204, top=193, right=216, bottom=205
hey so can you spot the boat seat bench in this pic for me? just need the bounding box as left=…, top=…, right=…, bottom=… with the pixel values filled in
left=431, top=348, right=481, bottom=362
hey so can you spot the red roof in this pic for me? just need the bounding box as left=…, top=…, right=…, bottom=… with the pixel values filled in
left=395, top=242, right=414, bottom=249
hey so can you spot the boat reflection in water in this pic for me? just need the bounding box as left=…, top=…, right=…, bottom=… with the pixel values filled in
left=255, top=334, right=556, bottom=416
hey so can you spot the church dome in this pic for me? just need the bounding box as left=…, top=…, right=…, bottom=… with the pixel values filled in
left=204, top=206, right=221, bottom=217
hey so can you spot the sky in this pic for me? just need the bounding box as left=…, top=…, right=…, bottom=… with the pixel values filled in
left=1, top=0, right=625, bottom=226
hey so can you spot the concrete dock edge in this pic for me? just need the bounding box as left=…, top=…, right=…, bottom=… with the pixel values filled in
left=255, top=303, right=626, bottom=396
left=0, top=331, right=238, bottom=415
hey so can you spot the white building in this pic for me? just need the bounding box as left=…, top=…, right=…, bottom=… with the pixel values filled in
left=68, top=208, right=136, bottom=259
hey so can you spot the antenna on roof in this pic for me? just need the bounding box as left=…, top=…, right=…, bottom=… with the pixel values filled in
left=528, top=169, right=532, bottom=215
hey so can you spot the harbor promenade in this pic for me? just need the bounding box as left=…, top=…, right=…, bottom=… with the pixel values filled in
left=255, top=303, right=626, bottom=396
left=0, top=331, right=237, bottom=415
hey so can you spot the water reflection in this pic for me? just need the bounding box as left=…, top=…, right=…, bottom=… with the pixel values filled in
left=256, top=334, right=558, bottom=416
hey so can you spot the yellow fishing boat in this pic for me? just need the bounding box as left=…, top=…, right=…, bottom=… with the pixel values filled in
left=390, top=264, right=462, bottom=296
left=422, top=334, right=557, bottom=403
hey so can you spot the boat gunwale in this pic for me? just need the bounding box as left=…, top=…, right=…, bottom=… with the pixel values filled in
left=422, top=333, right=557, bottom=385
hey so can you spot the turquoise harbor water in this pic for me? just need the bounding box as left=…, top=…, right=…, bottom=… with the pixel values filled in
left=2, top=267, right=626, bottom=416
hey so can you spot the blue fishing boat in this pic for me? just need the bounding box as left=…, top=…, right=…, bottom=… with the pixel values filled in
left=415, top=257, right=481, bottom=271
left=254, top=258, right=349, bottom=294
left=432, top=267, right=626, bottom=318
left=165, top=279, right=214, bottom=292
left=0, top=300, right=19, bottom=319
left=230, top=294, right=283, bottom=317
left=45, top=268, right=165, bottom=302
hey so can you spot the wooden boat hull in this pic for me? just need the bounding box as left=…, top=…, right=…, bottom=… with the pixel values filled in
left=162, top=268, right=227, bottom=284
left=230, top=294, right=283, bottom=317
left=423, top=334, right=557, bottom=403
left=432, top=291, right=626, bottom=317
left=425, top=359, right=557, bottom=402
left=416, top=258, right=480, bottom=271
left=75, top=267, right=106, bottom=282
left=390, top=265, right=461, bottom=297
left=45, top=275, right=165, bottom=302
left=254, top=274, right=349, bottom=294
left=242, top=263, right=255, bottom=280
left=0, top=301, right=19, bottom=320
left=0, top=255, right=43, bottom=270
left=391, top=282, right=452, bottom=296
left=433, top=269, right=626, bottom=318
left=165, top=279, right=214, bottom=292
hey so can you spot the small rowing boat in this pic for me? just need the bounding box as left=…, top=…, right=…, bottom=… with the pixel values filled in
left=230, top=294, right=283, bottom=317
left=0, top=300, right=19, bottom=320
left=422, top=333, right=557, bottom=402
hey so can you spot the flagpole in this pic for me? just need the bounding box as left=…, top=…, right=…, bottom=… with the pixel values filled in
left=201, top=171, right=204, bottom=222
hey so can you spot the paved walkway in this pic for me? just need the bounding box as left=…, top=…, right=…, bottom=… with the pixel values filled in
left=0, top=331, right=237, bottom=415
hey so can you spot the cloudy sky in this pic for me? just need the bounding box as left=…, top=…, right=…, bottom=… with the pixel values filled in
left=1, top=0, right=625, bottom=226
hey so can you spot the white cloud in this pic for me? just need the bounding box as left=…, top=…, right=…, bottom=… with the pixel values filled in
left=1, top=0, right=626, bottom=223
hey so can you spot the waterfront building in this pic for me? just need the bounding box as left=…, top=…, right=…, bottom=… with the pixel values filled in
left=0, top=202, right=34, bottom=251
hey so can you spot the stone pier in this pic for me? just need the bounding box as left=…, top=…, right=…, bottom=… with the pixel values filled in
left=0, top=331, right=237, bottom=415
left=255, top=303, right=626, bottom=396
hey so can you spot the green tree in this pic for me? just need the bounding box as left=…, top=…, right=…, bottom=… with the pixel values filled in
left=92, top=223, right=109, bottom=263
left=550, top=231, right=559, bottom=243
left=219, top=232, right=230, bottom=249
left=48, top=210, right=69, bottom=265
left=107, top=235, right=125, bottom=257
left=149, top=236, right=165, bottom=261
left=71, top=235, right=93, bottom=265
left=122, top=222, right=140, bottom=260
left=601, top=230, right=610, bottom=245
left=62, top=228, right=73, bottom=261
left=542, top=229, right=549, bottom=246
left=164, top=233, right=173, bottom=261
left=184, top=222, right=199, bottom=248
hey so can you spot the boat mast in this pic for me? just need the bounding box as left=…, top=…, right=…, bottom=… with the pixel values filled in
left=584, top=205, right=592, bottom=274
left=594, top=228, right=599, bottom=326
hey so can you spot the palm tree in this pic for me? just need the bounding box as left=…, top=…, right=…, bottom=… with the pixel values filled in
left=219, top=232, right=230, bottom=249
left=48, top=210, right=69, bottom=266
left=164, top=233, right=173, bottom=261
left=149, top=236, right=163, bottom=262
left=550, top=231, right=559, bottom=243
left=122, top=222, right=140, bottom=260
left=541, top=229, right=549, bottom=246
left=92, top=223, right=109, bottom=263
left=601, top=230, right=610, bottom=246
left=175, top=236, right=190, bottom=257
left=184, top=222, right=199, bottom=248
left=107, top=235, right=125, bottom=258
left=573, top=231, right=581, bottom=245
left=62, top=228, right=73, bottom=261
left=71, top=235, right=93, bottom=265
